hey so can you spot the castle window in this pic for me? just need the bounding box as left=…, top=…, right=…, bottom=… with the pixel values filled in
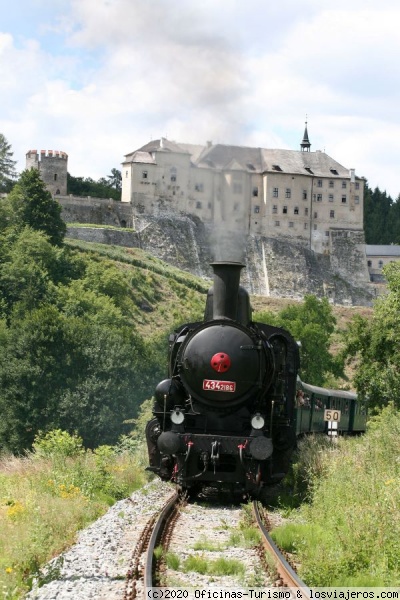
left=121, top=220, right=127, bottom=228
left=317, top=194, right=322, bottom=202
left=355, top=195, right=360, bottom=204
left=283, top=206, right=288, bottom=214
left=342, top=195, right=347, bottom=203
left=275, top=220, right=280, bottom=226
left=142, top=171, right=148, bottom=179
left=304, top=207, right=309, bottom=216
left=294, top=206, right=299, bottom=215
left=378, top=260, right=383, bottom=269
left=329, top=194, right=334, bottom=202
left=171, top=175, right=177, bottom=182
left=272, top=205, right=278, bottom=214
left=208, top=202, right=212, bottom=209
left=367, top=260, right=372, bottom=267
left=56, top=189, right=60, bottom=195
left=330, top=210, right=335, bottom=218
left=54, top=173, right=57, bottom=181
left=126, top=171, right=128, bottom=178
left=289, top=221, right=294, bottom=228
left=304, top=222, right=308, bottom=229
left=329, top=180, right=334, bottom=188
left=330, top=169, right=339, bottom=175
left=272, top=164, right=282, bottom=171
left=195, top=183, right=204, bottom=192
left=273, top=188, right=279, bottom=197
left=196, top=201, right=202, bottom=209
left=355, top=182, right=360, bottom=190
left=313, top=224, right=317, bottom=230
left=303, top=190, right=307, bottom=200
left=325, top=231, right=330, bottom=236
left=317, top=179, right=322, bottom=187
left=314, top=211, right=318, bottom=219
left=252, top=186, right=259, bottom=197
left=305, top=167, right=314, bottom=174
left=342, top=181, right=347, bottom=188
left=285, top=188, right=291, bottom=198
left=254, top=205, right=260, bottom=214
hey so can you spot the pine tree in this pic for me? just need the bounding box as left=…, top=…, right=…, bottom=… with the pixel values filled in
left=0, top=133, right=17, bottom=192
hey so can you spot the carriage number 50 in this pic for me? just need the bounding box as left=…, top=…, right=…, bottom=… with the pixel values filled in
left=324, top=409, right=341, bottom=422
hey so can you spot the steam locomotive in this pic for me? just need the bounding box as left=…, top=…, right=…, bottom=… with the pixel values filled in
left=145, top=261, right=301, bottom=497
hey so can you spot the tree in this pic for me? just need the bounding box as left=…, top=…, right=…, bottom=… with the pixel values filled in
left=67, top=171, right=121, bottom=201
left=107, top=168, right=122, bottom=192
left=256, top=295, right=343, bottom=386
left=8, top=168, right=66, bottom=246
left=342, top=261, right=400, bottom=411
left=0, top=133, right=17, bottom=192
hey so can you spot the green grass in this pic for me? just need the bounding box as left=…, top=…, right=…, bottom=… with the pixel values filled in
left=271, top=404, right=400, bottom=586
left=0, top=433, right=149, bottom=598
left=183, top=554, right=245, bottom=577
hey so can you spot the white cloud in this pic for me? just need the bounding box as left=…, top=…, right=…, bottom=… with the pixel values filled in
left=1, top=0, right=400, bottom=198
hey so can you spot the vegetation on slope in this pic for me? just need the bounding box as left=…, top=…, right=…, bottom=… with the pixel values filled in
left=0, top=429, right=149, bottom=598
left=272, top=405, right=400, bottom=586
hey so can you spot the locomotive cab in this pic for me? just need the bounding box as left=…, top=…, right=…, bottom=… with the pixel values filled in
left=146, top=262, right=299, bottom=497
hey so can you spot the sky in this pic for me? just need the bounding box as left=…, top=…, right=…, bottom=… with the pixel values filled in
left=1, top=0, right=400, bottom=198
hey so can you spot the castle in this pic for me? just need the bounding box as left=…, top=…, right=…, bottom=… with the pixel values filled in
left=25, top=130, right=379, bottom=305
left=121, top=125, right=364, bottom=255
left=26, top=149, right=68, bottom=196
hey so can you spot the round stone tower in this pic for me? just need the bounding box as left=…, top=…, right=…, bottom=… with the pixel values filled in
left=26, top=149, right=68, bottom=196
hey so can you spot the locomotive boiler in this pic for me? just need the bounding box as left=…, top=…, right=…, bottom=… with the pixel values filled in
left=145, top=261, right=300, bottom=497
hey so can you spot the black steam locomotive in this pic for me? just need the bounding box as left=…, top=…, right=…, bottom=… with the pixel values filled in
left=145, top=261, right=301, bottom=497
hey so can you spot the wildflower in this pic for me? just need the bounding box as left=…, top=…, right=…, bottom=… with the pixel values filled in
left=6, top=501, right=25, bottom=520
left=5, top=567, right=13, bottom=574
left=385, top=478, right=395, bottom=485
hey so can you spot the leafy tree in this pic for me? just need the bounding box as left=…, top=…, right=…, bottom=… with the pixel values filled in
left=67, top=171, right=121, bottom=201
left=256, top=295, right=343, bottom=386
left=7, top=169, right=66, bottom=246
left=0, top=224, right=161, bottom=452
left=342, top=261, right=400, bottom=411
left=0, top=133, right=17, bottom=192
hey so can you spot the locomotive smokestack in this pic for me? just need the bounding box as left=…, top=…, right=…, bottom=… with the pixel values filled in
left=210, top=261, right=244, bottom=320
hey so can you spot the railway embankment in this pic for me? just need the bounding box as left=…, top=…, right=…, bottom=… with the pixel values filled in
left=269, top=404, right=400, bottom=586
left=2, top=406, right=400, bottom=597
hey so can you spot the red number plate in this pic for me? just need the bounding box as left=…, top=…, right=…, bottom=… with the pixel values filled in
left=203, top=379, right=236, bottom=392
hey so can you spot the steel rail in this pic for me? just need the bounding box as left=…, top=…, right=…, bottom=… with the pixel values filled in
left=253, top=500, right=312, bottom=599
left=144, top=490, right=180, bottom=592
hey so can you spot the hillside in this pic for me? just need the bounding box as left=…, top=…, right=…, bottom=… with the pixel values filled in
left=67, top=238, right=373, bottom=387
left=67, top=238, right=374, bottom=337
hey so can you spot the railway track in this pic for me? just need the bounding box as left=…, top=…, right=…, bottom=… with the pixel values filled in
left=25, top=481, right=311, bottom=599
left=126, top=489, right=311, bottom=599
left=252, top=501, right=311, bottom=598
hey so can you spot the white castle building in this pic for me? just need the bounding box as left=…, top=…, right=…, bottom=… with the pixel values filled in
left=121, top=125, right=364, bottom=255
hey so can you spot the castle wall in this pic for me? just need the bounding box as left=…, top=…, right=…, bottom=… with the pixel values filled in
left=59, top=197, right=374, bottom=305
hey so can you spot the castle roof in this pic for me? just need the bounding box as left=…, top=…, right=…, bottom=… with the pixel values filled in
left=366, top=245, right=400, bottom=257
left=123, top=139, right=354, bottom=179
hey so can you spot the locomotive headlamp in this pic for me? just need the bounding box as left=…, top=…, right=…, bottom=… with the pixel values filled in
left=170, top=408, right=185, bottom=425
left=251, top=413, right=265, bottom=430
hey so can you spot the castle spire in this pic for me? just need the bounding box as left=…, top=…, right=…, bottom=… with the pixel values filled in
left=300, top=118, right=311, bottom=152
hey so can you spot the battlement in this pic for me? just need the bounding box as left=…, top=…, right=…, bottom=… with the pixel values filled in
left=26, top=149, right=68, bottom=160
